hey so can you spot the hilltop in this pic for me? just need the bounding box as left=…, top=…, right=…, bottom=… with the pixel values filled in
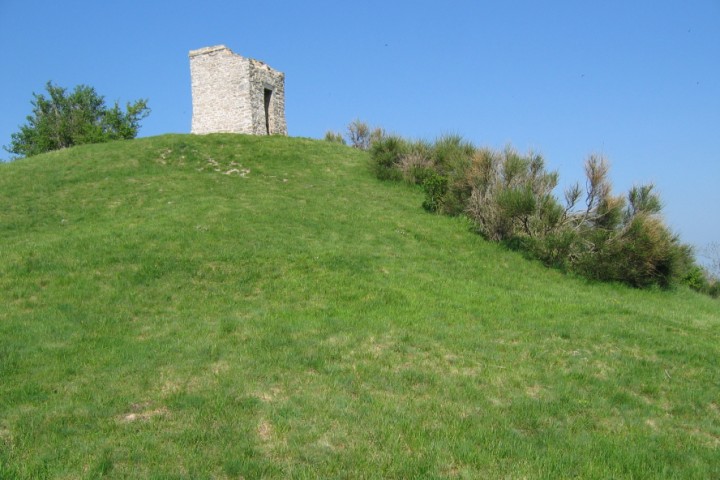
left=0, top=135, right=718, bottom=478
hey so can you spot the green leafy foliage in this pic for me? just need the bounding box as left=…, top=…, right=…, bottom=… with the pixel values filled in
left=368, top=129, right=706, bottom=291
left=683, top=245, right=720, bottom=298
left=575, top=214, right=690, bottom=288
left=5, top=81, right=150, bottom=158
left=430, top=135, right=476, bottom=215
left=323, top=130, right=346, bottom=145
left=421, top=172, right=448, bottom=212
left=369, top=135, right=407, bottom=180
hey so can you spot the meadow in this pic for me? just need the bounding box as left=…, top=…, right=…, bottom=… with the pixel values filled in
left=0, top=134, right=718, bottom=478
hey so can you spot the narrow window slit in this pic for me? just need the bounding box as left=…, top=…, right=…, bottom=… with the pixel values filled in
left=263, top=89, right=272, bottom=135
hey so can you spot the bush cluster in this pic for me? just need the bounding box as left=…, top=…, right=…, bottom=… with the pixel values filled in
left=324, top=119, right=385, bottom=151
left=323, top=131, right=346, bottom=145
left=681, top=265, right=720, bottom=298
left=368, top=132, right=707, bottom=292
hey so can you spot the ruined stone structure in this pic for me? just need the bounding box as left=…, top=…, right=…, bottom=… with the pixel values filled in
left=189, top=45, right=287, bottom=136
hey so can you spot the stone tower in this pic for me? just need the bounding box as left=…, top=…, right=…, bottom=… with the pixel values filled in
left=189, top=45, right=287, bottom=135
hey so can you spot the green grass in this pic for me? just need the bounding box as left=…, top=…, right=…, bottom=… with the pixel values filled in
left=1, top=134, right=718, bottom=479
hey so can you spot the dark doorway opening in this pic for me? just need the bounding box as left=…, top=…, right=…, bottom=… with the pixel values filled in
left=263, top=89, right=272, bottom=135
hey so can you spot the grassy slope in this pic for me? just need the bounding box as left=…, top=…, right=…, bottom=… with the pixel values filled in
left=0, top=134, right=718, bottom=479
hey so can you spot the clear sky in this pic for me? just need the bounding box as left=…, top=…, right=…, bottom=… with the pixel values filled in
left=1, top=0, right=718, bottom=254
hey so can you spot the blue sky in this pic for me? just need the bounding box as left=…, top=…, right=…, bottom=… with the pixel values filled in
left=1, top=0, right=718, bottom=254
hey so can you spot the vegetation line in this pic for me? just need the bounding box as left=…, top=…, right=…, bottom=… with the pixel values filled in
left=328, top=120, right=719, bottom=295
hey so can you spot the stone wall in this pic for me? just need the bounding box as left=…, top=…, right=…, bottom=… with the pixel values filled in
left=189, top=45, right=287, bottom=136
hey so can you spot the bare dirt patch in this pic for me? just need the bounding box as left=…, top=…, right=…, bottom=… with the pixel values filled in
left=120, top=404, right=169, bottom=423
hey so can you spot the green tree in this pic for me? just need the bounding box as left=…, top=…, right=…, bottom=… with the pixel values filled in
left=4, top=81, right=150, bottom=158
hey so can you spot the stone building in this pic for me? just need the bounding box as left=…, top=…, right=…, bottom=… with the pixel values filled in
left=189, top=45, right=287, bottom=135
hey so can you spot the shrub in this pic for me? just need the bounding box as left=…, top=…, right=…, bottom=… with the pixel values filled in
left=683, top=265, right=711, bottom=292
left=427, top=135, right=476, bottom=215
left=680, top=255, right=720, bottom=298
left=346, top=120, right=385, bottom=150
left=466, top=148, right=561, bottom=240
left=369, top=127, right=386, bottom=147
left=347, top=119, right=370, bottom=149
left=369, top=135, right=407, bottom=181
left=421, top=172, right=448, bottom=212
left=568, top=198, right=695, bottom=289
left=531, top=229, right=581, bottom=270
left=398, top=140, right=434, bottom=185
left=324, top=131, right=346, bottom=145
left=582, top=215, right=688, bottom=288
left=431, top=135, right=475, bottom=171
left=362, top=129, right=708, bottom=292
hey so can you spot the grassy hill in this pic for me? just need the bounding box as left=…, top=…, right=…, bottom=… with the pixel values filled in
left=1, top=134, right=718, bottom=479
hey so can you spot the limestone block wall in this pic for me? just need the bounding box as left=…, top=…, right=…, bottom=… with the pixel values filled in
left=247, top=59, right=287, bottom=136
left=189, top=45, right=287, bottom=136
